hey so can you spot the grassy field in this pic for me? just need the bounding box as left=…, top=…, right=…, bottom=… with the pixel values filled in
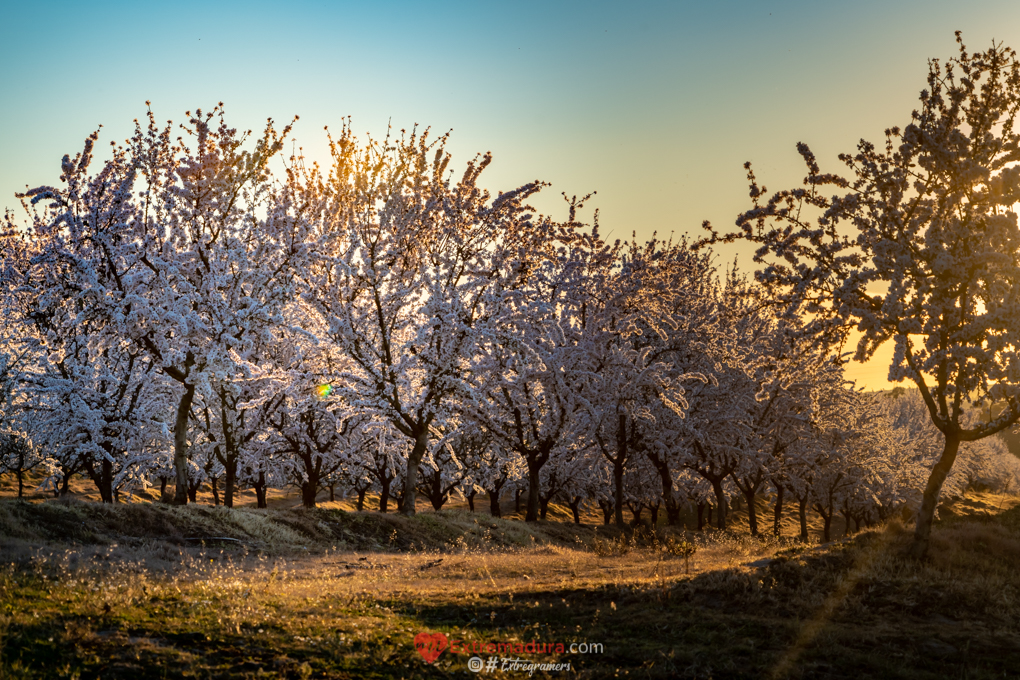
left=1, top=496, right=1020, bottom=679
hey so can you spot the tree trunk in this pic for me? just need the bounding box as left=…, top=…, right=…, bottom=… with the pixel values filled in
left=815, top=504, right=832, bottom=543
left=798, top=496, right=809, bottom=543
left=711, top=479, right=727, bottom=530
left=488, top=488, right=502, bottom=517
left=400, top=430, right=429, bottom=516
left=773, top=486, right=784, bottom=537
left=211, top=476, right=220, bottom=506
left=912, top=433, right=961, bottom=558
left=613, top=413, right=627, bottom=528
left=16, top=469, right=24, bottom=498
left=89, top=455, right=115, bottom=504
left=160, top=476, right=168, bottom=501
left=466, top=489, right=476, bottom=512
left=697, top=502, right=706, bottom=531
left=301, top=455, right=320, bottom=508
left=628, top=503, right=643, bottom=527
left=356, top=488, right=367, bottom=511
left=744, top=489, right=758, bottom=536
left=254, top=472, right=268, bottom=509
left=525, top=460, right=542, bottom=522
left=665, top=498, right=682, bottom=527
left=613, top=459, right=626, bottom=528
left=426, top=473, right=446, bottom=511
left=301, top=479, right=318, bottom=508
left=100, top=458, right=114, bottom=504
left=173, top=383, right=196, bottom=505
left=379, top=476, right=391, bottom=513
left=515, top=488, right=523, bottom=513
left=224, top=460, right=236, bottom=508
left=568, top=496, right=583, bottom=524
left=648, top=451, right=679, bottom=525
left=328, top=483, right=335, bottom=502
left=599, top=499, right=613, bottom=525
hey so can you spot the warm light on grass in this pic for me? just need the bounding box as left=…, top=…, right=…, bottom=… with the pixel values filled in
left=3, top=497, right=1020, bottom=677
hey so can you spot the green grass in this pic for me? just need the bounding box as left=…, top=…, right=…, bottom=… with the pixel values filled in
left=2, top=499, right=1020, bottom=678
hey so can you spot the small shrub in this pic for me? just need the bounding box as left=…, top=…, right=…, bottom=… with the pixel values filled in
left=590, top=535, right=631, bottom=557
left=663, top=535, right=697, bottom=573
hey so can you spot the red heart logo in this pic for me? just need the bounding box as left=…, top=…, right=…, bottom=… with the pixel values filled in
left=414, top=631, right=448, bottom=663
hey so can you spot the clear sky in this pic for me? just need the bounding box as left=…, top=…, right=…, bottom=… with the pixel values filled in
left=3, top=0, right=1019, bottom=390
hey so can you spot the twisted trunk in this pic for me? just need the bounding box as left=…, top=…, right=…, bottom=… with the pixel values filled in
left=912, top=433, right=961, bottom=558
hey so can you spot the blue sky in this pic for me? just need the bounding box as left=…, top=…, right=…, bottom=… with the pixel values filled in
left=3, top=0, right=1019, bottom=388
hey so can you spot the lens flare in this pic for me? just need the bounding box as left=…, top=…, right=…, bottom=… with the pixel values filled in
left=316, top=384, right=333, bottom=399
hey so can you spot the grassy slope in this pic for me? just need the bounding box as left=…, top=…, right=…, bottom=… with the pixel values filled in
left=7, top=466, right=962, bottom=542
left=1, top=498, right=1020, bottom=679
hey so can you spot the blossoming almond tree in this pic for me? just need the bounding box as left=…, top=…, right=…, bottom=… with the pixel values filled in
left=25, top=324, right=172, bottom=503
left=21, top=106, right=302, bottom=504
left=462, top=201, right=612, bottom=522
left=0, top=235, right=42, bottom=497
left=739, top=310, right=850, bottom=536
left=298, top=121, right=558, bottom=515
left=0, top=228, right=39, bottom=455
left=574, top=237, right=713, bottom=527
left=703, top=35, right=1020, bottom=556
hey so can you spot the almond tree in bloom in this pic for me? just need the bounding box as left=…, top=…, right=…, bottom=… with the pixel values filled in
left=673, top=274, right=762, bottom=531
left=25, top=325, right=172, bottom=503
left=0, top=228, right=42, bottom=496
left=20, top=106, right=302, bottom=504
left=298, top=121, right=557, bottom=515
left=417, top=427, right=477, bottom=511
left=574, top=237, right=713, bottom=528
left=741, top=311, right=849, bottom=537
left=463, top=201, right=609, bottom=522
left=704, top=35, right=1020, bottom=556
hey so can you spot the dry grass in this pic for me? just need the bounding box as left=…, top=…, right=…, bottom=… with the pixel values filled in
left=1, top=495, right=1020, bottom=678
